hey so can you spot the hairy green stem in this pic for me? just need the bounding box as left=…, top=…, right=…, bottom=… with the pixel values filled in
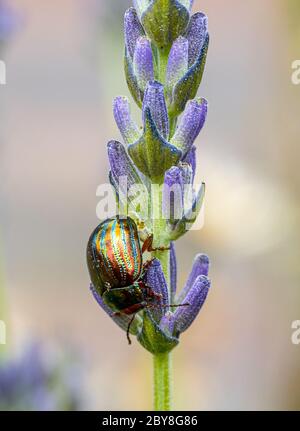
left=153, top=352, right=172, bottom=411
left=150, top=44, right=174, bottom=412
left=151, top=185, right=172, bottom=411
left=157, top=48, right=169, bottom=84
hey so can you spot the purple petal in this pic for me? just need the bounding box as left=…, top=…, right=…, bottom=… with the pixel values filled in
left=173, top=275, right=210, bottom=333
left=144, top=258, right=169, bottom=322
left=90, top=284, right=142, bottom=335
left=185, top=12, right=208, bottom=67
left=176, top=253, right=210, bottom=303
left=107, top=140, right=143, bottom=195
left=171, top=98, right=208, bottom=156
left=166, top=36, right=188, bottom=92
left=170, top=242, right=177, bottom=301
left=133, top=37, right=154, bottom=91
left=159, top=311, right=176, bottom=336
left=124, top=7, right=145, bottom=59
left=182, top=146, right=196, bottom=183
left=113, top=96, right=141, bottom=145
left=162, top=166, right=184, bottom=223
left=142, top=81, right=169, bottom=140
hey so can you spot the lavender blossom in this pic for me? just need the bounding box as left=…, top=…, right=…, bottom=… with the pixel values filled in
left=89, top=0, right=211, bottom=363
left=171, top=97, right=208, bottom=156
left=142, top=81, right=169, bottom=140
left=166, top=36, right=189, bottom=99
left=113, top=97, right=141, bottom=145
left=133, top=37, right=154, bottom=92
left=0, top=342, right=84, bottom=411
left=0, top=0, right=19, bottom=46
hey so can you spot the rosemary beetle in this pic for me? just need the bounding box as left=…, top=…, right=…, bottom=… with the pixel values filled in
left=87, top=216, right=188, bottom=343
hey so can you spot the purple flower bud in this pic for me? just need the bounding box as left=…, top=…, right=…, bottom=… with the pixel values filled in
left=144, top=258, right=169, bottom=322
left=107, top=140, right=143, bottom=196
left=185, top=12, right=208, bottom=67
left=113, top=96, right=141, bottom=145
left=170, top=242, right=177, bottom=301
left=142, top=81, right=169, bottom=139
left=171, top=98, right=208, bottom=156
left=162, top=166, right=184, bottom=223
left=173, top=275, right=210, bottom=333
left=166, top=36, right=189, bottom=94
left=90, top=284, right=142, bottom=334
left=133, top=37, right=154, bottom=91
left=176, top=253, right=210, bottom=303
left=124, top=7, right=145, bottom=59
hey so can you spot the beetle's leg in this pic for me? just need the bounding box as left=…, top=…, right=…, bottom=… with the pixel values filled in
left=137, top=281, right=163, bottom=302
left=126, top=314, right=139, bottom=345
left=113, top=303, right=147, bottom=345
left=113, top=302, right=146, bottom=317
left=142, top=235, right=170, bottom=254
left=161, top=303, right=190, bottom=308
left=141, top=258, right=155, bottom=275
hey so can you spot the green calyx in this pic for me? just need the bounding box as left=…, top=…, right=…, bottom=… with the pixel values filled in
left=141, top=0, right=190, bottom=51
left=128, top=108, right=182, bottom=182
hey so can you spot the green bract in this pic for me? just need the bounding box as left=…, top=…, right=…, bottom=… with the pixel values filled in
left=140, top=0, right=190, bottom=50
left=128, top=108, right=182, bottom=182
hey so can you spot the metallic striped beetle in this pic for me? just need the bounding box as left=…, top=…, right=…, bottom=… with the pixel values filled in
left=87, top=216, right=188, bottom=343
left=87, top=216, right=165, bottom=343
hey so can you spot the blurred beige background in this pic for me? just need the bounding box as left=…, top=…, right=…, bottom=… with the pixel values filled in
left=1, top=0, right=300, bottom=410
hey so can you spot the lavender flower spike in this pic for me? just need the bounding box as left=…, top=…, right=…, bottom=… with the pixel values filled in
left=88, top=0, right=212, bottom=381
left=133, top=36, right=154, bottom=92
left=142, top=81, right=169, bottom=139
left=171, top=97, right=208, bottom=156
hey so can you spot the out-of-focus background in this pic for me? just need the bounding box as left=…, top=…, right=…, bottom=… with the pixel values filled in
left=0, top=0, right=300, bottom=410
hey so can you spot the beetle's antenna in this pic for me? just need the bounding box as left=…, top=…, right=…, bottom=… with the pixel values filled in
left=148, top=302, right=190, bottom=311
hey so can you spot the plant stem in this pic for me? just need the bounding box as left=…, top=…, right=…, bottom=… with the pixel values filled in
left=151, top=185, right=172, bottom=411
left=153, top=352, right=172, bottom=411
left=151, top=46, right=173, bottom=412
left=157, top=48, right=169, bottom=84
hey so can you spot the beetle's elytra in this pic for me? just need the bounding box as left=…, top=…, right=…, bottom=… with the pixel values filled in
left=87, top=216, right=142, bottom=295
left=87, top=216, right=161, bottom=315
